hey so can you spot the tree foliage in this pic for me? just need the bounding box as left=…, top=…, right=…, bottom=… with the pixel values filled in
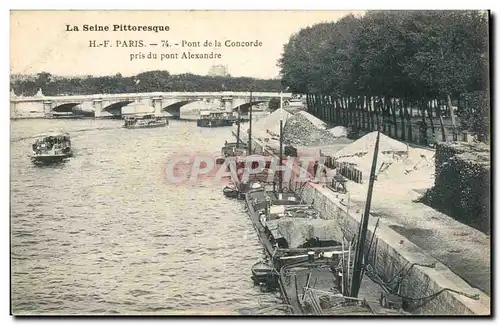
left=279, top=10, right=488, bottom=98
left=268, top=97, right=280, bottom=111
left=278, top=10, right=489, bottom=138
left=10, top=71, right=283, bottom=96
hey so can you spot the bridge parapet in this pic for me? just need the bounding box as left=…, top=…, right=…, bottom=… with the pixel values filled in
left=10, top=91, right=294, bottom=119
left=10, top=91, right=293, bottom=103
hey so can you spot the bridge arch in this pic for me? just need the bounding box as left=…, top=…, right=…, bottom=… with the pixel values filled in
left=233, top=101, right=267, bottom=114
left=72, top=102, right=96, bottom=117
left=52, top=103, right=82, bottom=113
left=102, top=101, right=135, bottom=117
left=163, top=99, right=202, bottom=117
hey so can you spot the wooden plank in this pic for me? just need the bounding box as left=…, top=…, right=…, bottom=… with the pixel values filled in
left=277, top=245, right=344, bottom=253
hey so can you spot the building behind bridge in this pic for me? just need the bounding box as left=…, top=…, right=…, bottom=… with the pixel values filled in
left=207, top=65, right=229, bottom=77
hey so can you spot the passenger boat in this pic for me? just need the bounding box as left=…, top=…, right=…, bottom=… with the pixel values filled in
left=31, top=132, right=73, bottom=164
left=123, top=114, right=168, bottom=129
left=197, top=110, right=237, bottom=127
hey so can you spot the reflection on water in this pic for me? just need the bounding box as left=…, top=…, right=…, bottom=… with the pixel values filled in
left=11, top=119, right=282, bottom=315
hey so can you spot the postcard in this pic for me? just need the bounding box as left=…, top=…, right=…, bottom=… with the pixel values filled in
left=10, top=10, right=491, bottom=316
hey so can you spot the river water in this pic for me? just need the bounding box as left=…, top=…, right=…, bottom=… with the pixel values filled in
left=10, top=118, right=281, bottom=315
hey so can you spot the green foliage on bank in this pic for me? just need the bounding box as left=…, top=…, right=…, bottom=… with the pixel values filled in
left=278, top=10, right=490, bottom=139
left=10, top=70, right=283, bottom=96
left=268, top=98, right=280, bottom=111
left=419, top=142, right=490, bottom=234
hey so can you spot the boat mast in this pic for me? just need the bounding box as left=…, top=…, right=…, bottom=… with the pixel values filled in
left=278, top=91, right=284, bottom=193
left=248, top=90, right=253, bottom=155
left=349, top=130, right=381, bottom=298
left=236, top=105, right=241, bottom=149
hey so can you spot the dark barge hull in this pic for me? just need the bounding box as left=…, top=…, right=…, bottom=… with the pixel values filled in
left=123, top=122, right=168, bottom=129
left=31, top=153, right=73, bottom=164
left=244, top=188, right=279, bottom=256
left=223, top=186, right=239, bottom=199
left=197, top=119, right=235, bottom=127
left=48, top=115, right=85, bottom=119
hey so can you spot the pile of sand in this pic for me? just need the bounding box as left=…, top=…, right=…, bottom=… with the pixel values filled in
left=328, top=126, right=348, bottom=138
left=336, top=151, right=395, bottom=178
left=334, top=132, right=435, bottom=182
left=255, top=108, right=292, bottom=134
left=239, top=108, right=292, bottom=141
left=333, top=131, right=408, bottom=159
left=383, top=147, right=435, bottom=181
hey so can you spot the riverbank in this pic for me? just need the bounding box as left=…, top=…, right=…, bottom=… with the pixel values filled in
left=246, top=135, right=490, bottom=315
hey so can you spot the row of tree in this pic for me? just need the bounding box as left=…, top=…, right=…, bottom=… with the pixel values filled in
left=10, top=71, right=283, bottom=97
left=278, top=10, right=489, bottom=140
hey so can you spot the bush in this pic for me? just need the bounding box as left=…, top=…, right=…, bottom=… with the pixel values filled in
left=268, top=98, right=280, bottom=112
left=419, top=142, right=490, bottom=234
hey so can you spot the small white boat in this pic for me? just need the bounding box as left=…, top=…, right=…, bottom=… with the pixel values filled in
left=31, top=132, right=73, bottom=164
left=251, top=260, right=274, bottom=285
left=123, top=114, right=169, bottom=129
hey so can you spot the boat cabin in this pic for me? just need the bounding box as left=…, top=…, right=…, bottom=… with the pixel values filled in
left=124, top=114, right=157, bottom=121
left=200, top=111, right=235, bottom=120
left=123, top=113, right=168, bottom=128
left=32, top=132, right=71, bottom=154
left=273, top=192, right=300, bottom=205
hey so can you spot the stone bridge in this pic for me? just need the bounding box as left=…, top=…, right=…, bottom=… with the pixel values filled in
left=10, top=90, right=294, bottom=119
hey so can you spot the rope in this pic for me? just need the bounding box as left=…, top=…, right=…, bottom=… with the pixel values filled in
left=388, top=262, right=436, bottom=292
left=406, top=289, right=480, bottom=313
left=363, top=263, right=480, bottom=312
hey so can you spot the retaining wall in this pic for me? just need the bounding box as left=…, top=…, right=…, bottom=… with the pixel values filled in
left=298, top=183, right=489, bottom=315
left=250, top=138, right=490, bottom=315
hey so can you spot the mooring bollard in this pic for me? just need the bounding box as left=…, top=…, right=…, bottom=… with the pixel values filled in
left=308, top=251, right=315, bottom=263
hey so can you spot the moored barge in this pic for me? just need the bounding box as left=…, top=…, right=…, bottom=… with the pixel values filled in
left=243, top=180, right=409, bottom=315
left=239, top=129, right=410, bottom=315
left=197, top=110, right=237, bottom=127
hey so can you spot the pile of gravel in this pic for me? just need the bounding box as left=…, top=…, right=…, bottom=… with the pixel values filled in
left=283, top=112, right=341, bottom=147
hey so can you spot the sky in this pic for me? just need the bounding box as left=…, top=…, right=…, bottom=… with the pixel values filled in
left=10, top=10, right=364, bottom=79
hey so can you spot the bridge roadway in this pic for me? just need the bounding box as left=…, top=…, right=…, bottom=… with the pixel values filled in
left=10, top=91, right=294, bottom=119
